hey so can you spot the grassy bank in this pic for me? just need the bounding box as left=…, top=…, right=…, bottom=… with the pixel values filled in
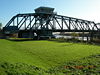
left=0, top=39, right=100, bottom=74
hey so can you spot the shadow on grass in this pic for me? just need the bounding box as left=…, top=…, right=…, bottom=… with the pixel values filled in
left=47, top=54, right=100, bottom=75
left=0, top=62, right=45, bottom=75
left=6, top=38, right=48, bottom=42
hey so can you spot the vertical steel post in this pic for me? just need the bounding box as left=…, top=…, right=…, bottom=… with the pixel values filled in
left=69, top=18, right=71, bottom=30
left=30, top=16, right=31, bottom=28
left=17, top=17, right=18, bottom=27
left=53, top=16, right=56, bottom=29
left=61, top=16, right=63, bottom=30
left=13, top=19, right=15, bottom=26
left=25, top=17, right=26, bottom=29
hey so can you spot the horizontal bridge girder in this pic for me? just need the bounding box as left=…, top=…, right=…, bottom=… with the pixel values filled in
left=19, top=29, right=98, bottom=33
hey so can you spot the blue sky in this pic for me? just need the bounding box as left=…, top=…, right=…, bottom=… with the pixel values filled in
left=0, top=0, right=100, bottom=26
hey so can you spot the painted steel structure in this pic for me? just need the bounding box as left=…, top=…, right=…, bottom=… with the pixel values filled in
left=4, top=13, right=99, bottom=32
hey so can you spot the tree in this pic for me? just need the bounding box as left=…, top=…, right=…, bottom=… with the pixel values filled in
left=0, top=23, right=2, bottom=30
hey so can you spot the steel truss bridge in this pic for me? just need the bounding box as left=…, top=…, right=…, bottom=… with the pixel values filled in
left=4, top=13, right=99, bottom=31
left=3, top=10, right=100, bottom=39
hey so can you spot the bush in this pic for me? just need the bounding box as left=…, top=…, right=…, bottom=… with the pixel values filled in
left=7, top=38, right=33, bottom=41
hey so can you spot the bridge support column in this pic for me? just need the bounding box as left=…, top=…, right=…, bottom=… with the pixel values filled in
left=18, top=30, right=34, bottom=38
left=82, top=31, right=84, bottom=41
left=35, top=30, right=54, bottom=40
left=87, top=34, right=89, bottom=42
left=90, top=31, right=93, bottom=42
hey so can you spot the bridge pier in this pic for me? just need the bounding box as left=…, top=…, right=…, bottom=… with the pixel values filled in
left=17, top=30, right=54, bottom=40
left=86, top=34, right=89, bottom=42
left=35, top=30, right=54, bottom=40
left=89, top=31, right=93, bottom=42
left=18, top=31, right=34, bottom=39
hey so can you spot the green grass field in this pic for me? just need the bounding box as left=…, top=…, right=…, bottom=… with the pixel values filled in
left=0, top=39, right=100, bottom=75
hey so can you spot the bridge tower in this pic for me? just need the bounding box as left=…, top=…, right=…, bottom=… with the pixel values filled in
left=34, top=7, right=55, bottom=39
